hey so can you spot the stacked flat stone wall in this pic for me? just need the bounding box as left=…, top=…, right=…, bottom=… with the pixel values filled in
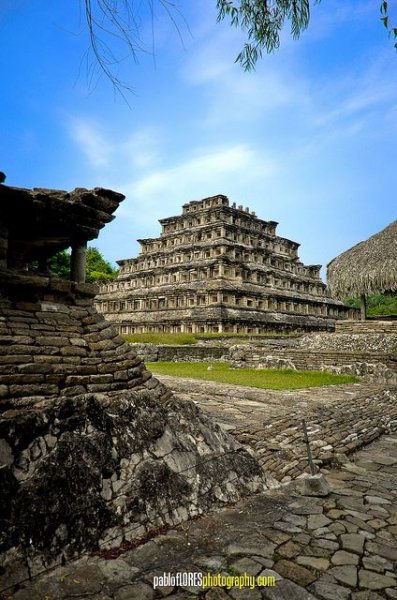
left=335, top=320, right=397, bottom=334
left=228, top=346, right=397, bottom=382
left=0, top=289, right=159, bottom=406
left=130, top=343, right=225, bottom=363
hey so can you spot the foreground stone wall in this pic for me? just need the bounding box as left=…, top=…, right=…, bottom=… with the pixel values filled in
left=0, top=287, right=268, bottom=572
left=0, top=282, right=159, bottom=406
left=1, top=389, right=266, bottom=578
left=0, top=182, right=268, bottom=579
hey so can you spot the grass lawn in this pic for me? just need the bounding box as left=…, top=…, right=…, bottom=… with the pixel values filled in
left=147, top=361, right=359, bottom=390
left=124, top=333, right=197, bottom=345
left=124, top=332, right=296, bottom=345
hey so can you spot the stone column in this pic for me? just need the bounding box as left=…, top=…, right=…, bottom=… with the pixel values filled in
left=70, top=241, right=87, bottom=283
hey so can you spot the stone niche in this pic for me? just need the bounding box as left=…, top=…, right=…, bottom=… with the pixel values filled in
left=0, top=179, right=266, bottom=585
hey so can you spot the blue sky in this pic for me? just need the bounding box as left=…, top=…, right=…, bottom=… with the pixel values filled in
left=1, top=0, right=396, bottom=278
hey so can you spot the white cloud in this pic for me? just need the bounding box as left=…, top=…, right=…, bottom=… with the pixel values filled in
left=181, top=30, right=308, bottom=124
left=67, top=118, right=162, bottom=171
left=68, top=118, right=110, bottom=168
left=119, top=128, right=162, bottom=168
left=117, top=144, right=280, bottom=227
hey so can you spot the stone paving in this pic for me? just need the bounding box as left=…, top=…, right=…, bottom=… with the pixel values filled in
left=157, top=377, right=397, bottom=482
left=1, top=376, right=397, bottom=600
left=1, top=433, right=396, bottom=600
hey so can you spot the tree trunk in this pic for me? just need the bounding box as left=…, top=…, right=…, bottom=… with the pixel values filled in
left=360, top=294, right=367, bottom=321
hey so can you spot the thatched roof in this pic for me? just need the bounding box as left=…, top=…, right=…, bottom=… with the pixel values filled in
left=327, top=220, right=397, bottom=298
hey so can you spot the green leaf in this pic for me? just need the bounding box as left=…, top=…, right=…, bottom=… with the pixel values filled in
left=381, top=15, right=389, bottom=28
left=380, top=1, right=388, bottom=15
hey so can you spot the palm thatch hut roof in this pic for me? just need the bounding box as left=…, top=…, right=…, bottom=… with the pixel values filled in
left=327, top=220, right=397, bottom=299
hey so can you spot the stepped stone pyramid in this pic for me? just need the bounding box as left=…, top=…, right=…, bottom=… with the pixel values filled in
left=96, top=195, right=355, bottom=334
left=0, top=180, right=266, bottom=583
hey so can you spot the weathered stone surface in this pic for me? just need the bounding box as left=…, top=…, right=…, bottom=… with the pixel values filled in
left=307, top=514, right=331, bottom=529
left=114, top=582, right=154, bottom=600
left=263, top=579, right=319, bottom=599
left=263, top=529, right=291, bottom=545
left=340, top=533, right=364, bottom=554
left=365, top=495, right=392, bottom=505
left=296, top=556, right=330, bottom=571
left=277, top=540, right=301, bottom=558
left=0, top=438, right=13, bottom=466
left=97, top=558, right=137, bottom=584
left=358, top=569, right=397, bottom=590
left=362, top=555, right=394, bottom=573
left=365, top=541, right=397, bottom=561
left=296, top=473, right=330, bottom=497
left=231, top=557, right=263, bottom=576
left=351, top=592, right=384, bottom=600
left=328, top=565, right=357, bottom=587
left=309, top=580, right=351, bottom=600
left=33, top=564, right=104, bottom=598
left=229, top=586, right=262, bottom=599
left=204, top=589, right=230, bottom=600
left=226, top=542, right=276, bottom=558
left=274, top=560, right=316, bottom=586
left=331, top=550, right=359, bottom=566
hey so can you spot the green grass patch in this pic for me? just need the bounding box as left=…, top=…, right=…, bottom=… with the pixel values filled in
left=123, top=331, right=298, bottom=345
left=194, top=332, right=297, bottom=339
left=147, top=362, right=359, bottom=390
left=123, top=333, right=197, bottom=345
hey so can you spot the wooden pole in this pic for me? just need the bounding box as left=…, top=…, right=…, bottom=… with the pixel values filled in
left=302, top=419, right=317, bottom=476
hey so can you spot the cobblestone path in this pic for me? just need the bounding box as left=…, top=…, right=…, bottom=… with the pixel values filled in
left=1, top=379, right=397, bottom=600
left=3, top=433, right=397, bottom=599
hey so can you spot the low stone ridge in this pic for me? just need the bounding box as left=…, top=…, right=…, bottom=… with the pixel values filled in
left=156, top=375, right=397, bottom=483
left=296, top=331, right=397, bottom=354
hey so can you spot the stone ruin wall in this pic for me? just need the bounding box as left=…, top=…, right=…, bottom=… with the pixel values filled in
left=129, top=321, right=397, bottom=384
left=96, top=195, right=358, bottom=335
left=0, top=181, right=268, bottom=585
